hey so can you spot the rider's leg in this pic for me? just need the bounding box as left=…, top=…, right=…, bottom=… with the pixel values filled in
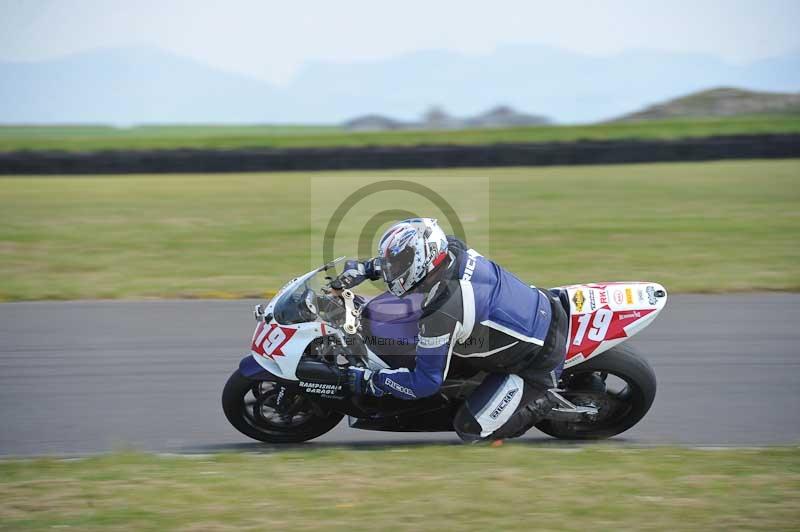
left=453, top=344, right=565, bottom=442
left=495, top=345, right=567, bottom=439
left=453, top=298, right=569, bottom=441
left=490, top=295, right=570, bottom=439
left=453, top=372, right=537, bottom=442
left=453, top=302, right=568, bottom=442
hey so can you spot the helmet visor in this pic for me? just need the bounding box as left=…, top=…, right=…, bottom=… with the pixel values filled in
left=382, top=245, right=416, bottom=283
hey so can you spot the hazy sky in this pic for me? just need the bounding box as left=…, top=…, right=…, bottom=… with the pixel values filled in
left=1, top=0, right=799, bottom=85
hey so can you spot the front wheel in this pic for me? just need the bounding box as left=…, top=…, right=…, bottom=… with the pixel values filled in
left=536, top=344, right=656, bottom=440
left=222, top=369, right=344, bottom=443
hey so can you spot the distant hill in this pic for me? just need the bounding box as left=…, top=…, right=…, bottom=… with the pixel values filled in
left=343, top=105, right=550, bottom=131
left=616, top=87, right=800, bottom=121
left=342, top=114, right=404, bottom=131
left=1, top=45, right=799, bottom=124
left=0, top=47, right=280, bottom=124
left=283, top=46, right=800, bottom=123
left=465, top=106, right=550, bottom=128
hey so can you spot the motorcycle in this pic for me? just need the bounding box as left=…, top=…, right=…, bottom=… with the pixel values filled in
left=222, top=257, right=665, bottom=442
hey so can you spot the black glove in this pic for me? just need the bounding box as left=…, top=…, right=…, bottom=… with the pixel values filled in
left=347, top=367, right=385, bottom=396
left=339, top=260, right=368, bottom=289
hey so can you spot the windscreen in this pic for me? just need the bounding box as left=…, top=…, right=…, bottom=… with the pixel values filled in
left=272, top=268, right=346, bottom=326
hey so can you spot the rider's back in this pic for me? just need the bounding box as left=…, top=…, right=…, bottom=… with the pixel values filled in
left=423, top=237, right=554, bottom=374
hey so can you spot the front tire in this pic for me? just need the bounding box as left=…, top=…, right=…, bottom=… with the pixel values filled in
left=222, top=369, right=344, bottom=443
left=536, top=344, right=656, bottom=440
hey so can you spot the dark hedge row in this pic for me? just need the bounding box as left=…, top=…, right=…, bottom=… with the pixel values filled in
left=1, top=134, right=798, bottom=174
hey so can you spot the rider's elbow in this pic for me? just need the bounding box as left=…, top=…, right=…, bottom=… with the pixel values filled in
left=414, top=372, right=443, bottom=398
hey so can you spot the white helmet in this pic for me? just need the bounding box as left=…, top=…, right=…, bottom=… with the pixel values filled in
left=377, top=218, right=449, bottom=297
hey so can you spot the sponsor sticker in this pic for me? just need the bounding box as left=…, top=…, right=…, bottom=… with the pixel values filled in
left=637, top=289, right=645, bottom=303
left=625, top=288, right=633, bottom=305
left=613, top=290, right=624, bottom=305
left=566, top=352, right=585, bottom=365
left=384, top=377, right=416, bottom=398
left=618, top=311, right=642, bottom=320
left=299, top=381, right=342, bottom=396
left=572, top=290, right=586, bottom=312
left=646, top=285, right=657, bottom=305
left=489, top=388, right=519, bottom=419
left=599, top=290, right=608, bottom=306
left=462, top=250, right=479, bottom=281
left=588, top=290, right=597, bottom=310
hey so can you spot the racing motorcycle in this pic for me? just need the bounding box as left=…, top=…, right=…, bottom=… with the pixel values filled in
left=222, top=258, right=665, bottom=442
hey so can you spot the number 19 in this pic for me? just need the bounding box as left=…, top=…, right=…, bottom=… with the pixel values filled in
left=573, top=309, right=613, bottom=346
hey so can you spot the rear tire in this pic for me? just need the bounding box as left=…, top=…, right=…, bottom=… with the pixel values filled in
left=536, top=344, right=656, bottom=440
left=222, top=369, right=344, bottom=443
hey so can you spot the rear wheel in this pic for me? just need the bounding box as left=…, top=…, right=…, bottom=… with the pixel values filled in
left=535, top=344, right=656, bottom=440
left=222, top=370, right=344, bottom=443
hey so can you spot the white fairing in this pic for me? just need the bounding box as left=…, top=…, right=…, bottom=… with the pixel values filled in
left=247, top=271, right=321, bottom=380
left=248, top=268, right=392, bottom=381
left=559, top=282, right=667, bottom=368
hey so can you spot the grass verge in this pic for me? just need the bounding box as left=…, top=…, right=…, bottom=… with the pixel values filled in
left=0, top=159, right=798, bottom=300
left=0, top=446, right=798, bottom=531
left=1, top=115, right=799, bottom=152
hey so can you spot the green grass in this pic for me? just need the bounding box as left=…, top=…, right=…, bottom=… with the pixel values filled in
left=1, top=115, right=799, bottom=151
left=1, top=446, right=798, bottom=531
left=0, top=159, right=798, bottom=301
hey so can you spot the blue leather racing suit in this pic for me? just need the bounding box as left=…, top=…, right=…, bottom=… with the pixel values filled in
left=351, top=237, right=568, bottom=440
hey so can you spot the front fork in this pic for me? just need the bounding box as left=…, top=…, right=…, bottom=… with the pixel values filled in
left=243, top=357, right=333, bottom=419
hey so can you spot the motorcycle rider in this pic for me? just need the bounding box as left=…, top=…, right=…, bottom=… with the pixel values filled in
left=337, top=218, right=569, bottom=442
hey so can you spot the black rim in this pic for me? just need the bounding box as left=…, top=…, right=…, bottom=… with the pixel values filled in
left=241, top=382, right=316, bottom=433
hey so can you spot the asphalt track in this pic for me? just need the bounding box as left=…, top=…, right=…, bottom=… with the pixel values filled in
left=1, top=294, right=799, bottom=456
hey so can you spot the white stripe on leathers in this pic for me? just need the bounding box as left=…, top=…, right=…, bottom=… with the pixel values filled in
left=474, top=374, right=525, bottom=438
